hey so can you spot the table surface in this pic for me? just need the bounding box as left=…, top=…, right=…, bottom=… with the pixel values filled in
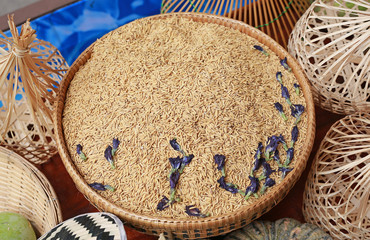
left=35, top=106, right=344, bottom=239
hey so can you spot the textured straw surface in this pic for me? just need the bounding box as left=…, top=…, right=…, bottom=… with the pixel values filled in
left=161, top=0, right=312, bottom=48
left=55, top=13, right=316, bottom=239
left=288, top=0, right=370, bottom=115
left=0, top=147, right=62, bottom=237
left=303, top=113, right=370, bottom=240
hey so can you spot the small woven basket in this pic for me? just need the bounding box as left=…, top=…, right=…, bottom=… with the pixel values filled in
left=54, top=13, right=316, bottom=239
left=0, top=147, right=62, bottom=237
left=303, top=113, right=370, bottom=240
left=0, top=16, right=69, bottom=164
left=288, top=0, right=370, bottom=115
left=161, top=0, right=312, bottom=48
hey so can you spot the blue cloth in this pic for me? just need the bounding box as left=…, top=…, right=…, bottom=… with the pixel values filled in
left=30, top=0, right=162, bottom=65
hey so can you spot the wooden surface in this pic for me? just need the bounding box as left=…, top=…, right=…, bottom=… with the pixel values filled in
left=35, top=106, right=344, bottom=239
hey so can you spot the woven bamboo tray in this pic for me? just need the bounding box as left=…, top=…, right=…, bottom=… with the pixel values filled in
left=0, top=147, right=62, bottom=237
left=54, top=13, right=316, bottom=239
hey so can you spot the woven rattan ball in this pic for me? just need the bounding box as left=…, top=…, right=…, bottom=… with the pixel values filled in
left=288, top=0, right=370, bottom=115
left=303, top=113, right=370, bottom=240
left=0, top=147, right=62, bottom=237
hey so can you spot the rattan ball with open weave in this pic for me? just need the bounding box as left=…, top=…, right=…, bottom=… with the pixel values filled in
left=161, top=0, right=312, bottom=48
left=54, top=13, right=315, bottom=239
left=0, top=147, right=62, bottom=237
left=288, top=0, right=370, bottom=115
left=303, top=113, right=370, bottom=240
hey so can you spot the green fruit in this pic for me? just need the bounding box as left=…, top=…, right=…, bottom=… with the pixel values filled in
left=0, top=212, right=36, bottom=240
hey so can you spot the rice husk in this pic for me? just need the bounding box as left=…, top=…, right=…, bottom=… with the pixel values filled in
left=62, top=17, right=308, bottom=219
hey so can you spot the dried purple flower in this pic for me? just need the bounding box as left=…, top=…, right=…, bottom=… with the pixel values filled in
left=245, top=176, right=260, bottom=199
left=285, top=148, right=294, bottom=166
left=89, top=182, right=115, bottom=192
left=273, top=149, right=280, bottom=163
left=274, top=102, right=287, bottom=121
left=185, top=205, right=209, bottom=218
left=291, top=125, right=299, bottom=147
left=253, top=45, right=269, bottom=56
left=157, top=196, right=170, bottom=211
left=276, top=72, right=283, bottom=84
left=280, top=57, right=292, bottom=72
left=76, top=144, right=87, bottom=161
left=182, top=154, right=194, bottom=167
left=278, top=134, right=288, bottom=151
left=281, top=85, right=292, bottom=106
left=290, top=104, right=305, bottom=125
left=112, top=138, right=120, bottom=156
left=169, top=170, right=180, bottom=189
left=279, top=167, right=293, bottom=178
left=252, top=157, right=265, bottom=174
left=217, top=176, right=238, bottom=194
left=260, top=177, right=276, bottom=194
left=265, top=135, right=280, bottom=160
left=254, top=142, right=263, bottom=161
left=104, top=145, right=115, bottom=169
left=293, top=83, right=300, bottom=95
left=261, top=161, right=276, bottom=179
left=214, top=154, right=226, bottom=176
left=169, top=156, right=182, bottom=170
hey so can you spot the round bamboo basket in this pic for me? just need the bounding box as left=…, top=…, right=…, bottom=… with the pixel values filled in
left=288, top=0, right=370, bottom=115
left=54, top=13, right=316, bottom=239
left=0, top=147, right=62, bottom=237
left=303, top=113, right=370, bottom=240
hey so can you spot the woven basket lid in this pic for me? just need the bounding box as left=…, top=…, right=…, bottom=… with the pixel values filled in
left=54, top=12, right=316, bottom=239
left=38, top=212, right=127, bottom=240
left=0, top=147, right=62, bottom=237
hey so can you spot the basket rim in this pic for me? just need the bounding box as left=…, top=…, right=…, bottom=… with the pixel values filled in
left=0, top=146, right=63, bottom=234
left=54, top=12, right=316, bottom=230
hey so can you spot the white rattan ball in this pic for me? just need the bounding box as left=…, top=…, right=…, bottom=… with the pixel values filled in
left=303, top=113, right=370, bottom=240
left=288, top=0, right=370, bottom=115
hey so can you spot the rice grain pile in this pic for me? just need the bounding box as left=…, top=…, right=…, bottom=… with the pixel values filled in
left=62, top=17, right=308, bottom=218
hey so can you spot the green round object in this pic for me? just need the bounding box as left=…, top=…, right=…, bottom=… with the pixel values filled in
left=0, top=212, right=36, bottom=240
left=224, top=218, right=332, bottom=240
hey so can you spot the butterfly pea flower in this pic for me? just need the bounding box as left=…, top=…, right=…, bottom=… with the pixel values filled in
left=260, top=177, right=276, bottom=194
left=185, top=205, right=209, bottom=218
left=104, top=145, right=115, bottom=169
left=274, top=102, right=287, bottom=121
left=112, top=138, right=120, bottom=156
left=245, top=176, right=260, bottom=200
left=265, top=135, right=280, bottom=160
left=278, top=134, right=289, bottom=151
left=169, top=170, right=180, bottom=189
left=89, top=182, right=115, bottom=192
left=217, top=176, right=238, bottom=194
left=76, top=144, right=87, bottom=161
left=260, top=161, right=275, bottom=180
left=169, top=156, right=182, bottom=170
left=252, top=157, right=265, bottom=174
left=179, top=154, right=194, bottom=173
left=253, top=45, right=269, bottom=56
left=276, top=72, right=283, bottom=84
left=157, top=196, right=170, bottom=211
left=280, top=57, right=292, bottom=72
left=214, top=154, right=226, bottom=176
left=279, top=166, right=293, bottom=178
left=291, top=104, right=305, bottom=125
left=284, top=148, right=294, bottom=166
left=170, top=138, right=186, bottom=156
left=291, top=125, right=299, bottom=147
left=294, top=83, right=300, bottom=95
left=281, top=85, right=292, bottom=106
